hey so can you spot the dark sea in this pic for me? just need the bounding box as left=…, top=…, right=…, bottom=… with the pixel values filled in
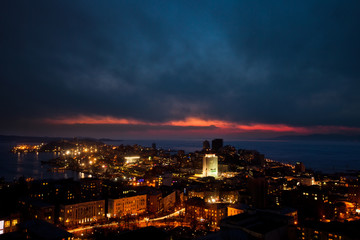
left=0, top=142, right=90, bottom=181
left=1, top=140, right=360, bottom=181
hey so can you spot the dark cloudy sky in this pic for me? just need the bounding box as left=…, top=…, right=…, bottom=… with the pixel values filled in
left=1, top=0, right=360, bottom=139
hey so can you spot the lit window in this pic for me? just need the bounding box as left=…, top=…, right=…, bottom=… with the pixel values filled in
left=4, top=221, right=10, bottom=228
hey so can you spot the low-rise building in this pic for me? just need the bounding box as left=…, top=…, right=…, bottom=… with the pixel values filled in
left=227, top=204, right=249, bottom=217
left=298, top=176, right=315, bottom=186
left=185, top=198, right=227, bottom=228
left=163, top=191, right=176, bottom=212
left=108, top=194, right=147, bottom=218
left=59, top=200, right=105, bottom=226
left=0, top=213, right=20, bottom=235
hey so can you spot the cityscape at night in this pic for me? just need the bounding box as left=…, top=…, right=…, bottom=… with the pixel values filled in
left=1, top=1, right=360, bottom=240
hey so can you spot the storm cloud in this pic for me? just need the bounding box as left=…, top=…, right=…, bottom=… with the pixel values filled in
left=1, top=0, right=360, bottom=138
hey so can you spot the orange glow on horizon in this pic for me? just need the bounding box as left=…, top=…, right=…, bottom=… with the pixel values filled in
left=168, top=118, right=234, bottom=128
left=236, top=124, right=309, bottom=133
left=43, top=115, right=360, bottom=134
left=45, top=116, right=147, bottom=125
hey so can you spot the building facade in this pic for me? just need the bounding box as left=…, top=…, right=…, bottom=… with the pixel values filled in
left=163, top=191, right=176, bottom=212
left=227, top=204, right=248, bottom=217
left=21, top=199, right=55, bottom=224
left=203, top=154, right=218, bottom=178
left=59, top=200, right=105, bottom=226
left=148, top=192, right=163, bottom=213
left=0, top=214, right=20, bottom=235
left=108, top=194, right=147, bottom=218
left=186, top=198, right=227, bottom=228
left=80, top=178, right=102, bottom=200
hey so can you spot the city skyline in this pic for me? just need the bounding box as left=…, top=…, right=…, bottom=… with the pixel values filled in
left=1, top=1, right=360, bottom=139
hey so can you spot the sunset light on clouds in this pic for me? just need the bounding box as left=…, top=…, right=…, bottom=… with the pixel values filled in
left=2, top=1, right=360, bottom=140
left=44, top=115, right=360, bottom=136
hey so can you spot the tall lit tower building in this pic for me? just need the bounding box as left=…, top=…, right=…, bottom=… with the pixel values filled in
left=203, top=154, right=218, bottom=177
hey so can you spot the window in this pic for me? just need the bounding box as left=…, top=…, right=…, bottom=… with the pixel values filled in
left=4, top=221, right=10, bottom=228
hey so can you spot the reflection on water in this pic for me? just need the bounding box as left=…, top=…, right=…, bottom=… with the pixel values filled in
left=33, top=151, right=39, bottom=175
left=0, top=142, right=90, bottom=181
left=16, top=152, right=23, bottom=177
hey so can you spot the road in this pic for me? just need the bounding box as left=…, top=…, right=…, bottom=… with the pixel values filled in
left=146, top=208, right=185, bottom=222
left=68, top=208, right=185, bottom=233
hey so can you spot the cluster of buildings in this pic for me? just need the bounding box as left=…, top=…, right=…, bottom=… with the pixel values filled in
left=0, top=178, right=184, bottom=228
left=2, top=139, right=360, bottom=240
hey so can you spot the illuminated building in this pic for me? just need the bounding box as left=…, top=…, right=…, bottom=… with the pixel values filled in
left=203, top=154, right=218, bottom=178
left=185, top=198, right=227, bottom=228
left=188, top=190, right=205, bottom=200
left=301, top=186, right=328, bottom=202
left=0, top=214, right=20, bottom=235
left=59, top=200, right=105, bottom=226
left=333, top=201, right=356, bottom=221
left=220, top=190, right=240, bottom=203
left=124, top=156, right=140, bottom=165
left=299, top=175, right=315, bottom=186
left=144, top=176, right=163, bottom=188
left=227, top=204, right=249, bottom=217
left=108, top=194, right=147, bottom=218
left=188, top=190, right=220, bottom=203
